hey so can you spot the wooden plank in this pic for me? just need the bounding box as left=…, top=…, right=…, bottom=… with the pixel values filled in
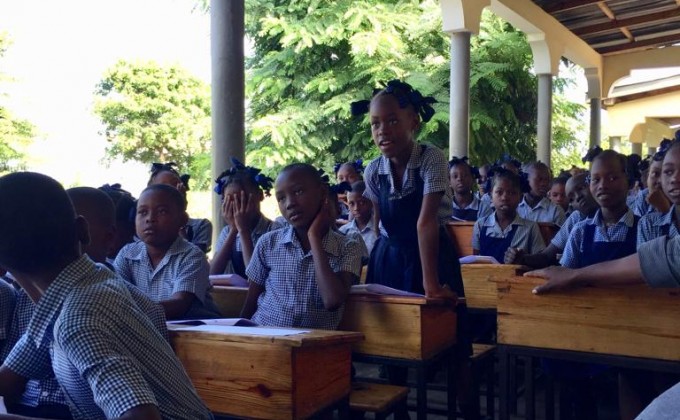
left=543, top=0, right=603, bottom=13
left=445, top=221, right=475, bottom=257
left=339, top=294, right=457, bottom=359
left=461, top=265, right=526, bottom=310
left=496, top=277, right=680, bottom=361
left=597, top=32, right=680, bottom=55
left=210, top=286, right=248, bottom=318
left=293, top=344, right=352, bottom=418
left=572, top=8, right=680, bottom=37
left=537, top=223, right=559, bottom=245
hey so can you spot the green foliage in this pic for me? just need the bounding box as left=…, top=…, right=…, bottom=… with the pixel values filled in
left=243, top=2, right=586, bottom=176
left=93, top=60, right=212, bottom=189
left=0, top=33, right=35, bottom=174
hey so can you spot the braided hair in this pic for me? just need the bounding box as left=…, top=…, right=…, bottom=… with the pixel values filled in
left=350, top=79, right=436, bottom=123
left=214, top=157, right=274, bottom=197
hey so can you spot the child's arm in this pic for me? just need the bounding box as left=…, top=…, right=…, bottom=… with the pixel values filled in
left=418, top=193, right=454, bottom=298
left=165, top=250, right=212, bottom=320
left=160, top=292, right=196, bottom=320
left=209, top=197, right=238, bottom=274
left=472, top=219, right=481, bottom=256
left=371, top=200, right=381, bottom=236
left=309, top=201, right=354, bottom=311
left=240, top=282, right=264, bottom=319
left=233, top=191, right=258, bottom=269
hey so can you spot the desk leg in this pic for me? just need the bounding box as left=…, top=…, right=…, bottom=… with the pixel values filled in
left=416, top=366, right=427, bottom=420
left=525, top=356, right=535, bottom=420
left=499, top=346, right=510, bottom=420
left=337, top=395, right=350, bottom=420
left=447, top=350, right=457, bottom=420
left=545, top=374, right=554, bottom=420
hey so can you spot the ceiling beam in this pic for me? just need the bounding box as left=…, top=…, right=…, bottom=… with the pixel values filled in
left=597, top=32, right=680, bottom=55
left=573, top=8, right=680, bottom=36
left=543, top=0, right=603, bottom=13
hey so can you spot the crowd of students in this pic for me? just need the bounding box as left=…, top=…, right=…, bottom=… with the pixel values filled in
left=0, top=79, right=678, bottom=419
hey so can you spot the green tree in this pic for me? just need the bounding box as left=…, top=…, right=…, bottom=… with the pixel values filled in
left=0, top=33, right=36, bottom=173
left=94, top=60, right=212, bottom=188
left=243, top=2, right=586, bottom=175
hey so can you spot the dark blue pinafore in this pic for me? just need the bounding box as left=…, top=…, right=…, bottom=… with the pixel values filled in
left=452, top=205, right=478, bottom=222
left=577, top=216, right=639, bottom=268
left=230, top=248, right=247, bottom=278
left=479, top=224, right=519, bottom=264
left=366, top=149, right=470, bottom=357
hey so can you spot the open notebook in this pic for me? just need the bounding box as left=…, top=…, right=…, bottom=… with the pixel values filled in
left=459, top=255, right=500, bottom=264
left=209, top=274, right=249, bottom=287
left=168, top=318, right=257, bottom=327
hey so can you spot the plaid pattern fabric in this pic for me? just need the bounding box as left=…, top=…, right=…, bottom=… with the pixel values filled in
left=632, top=188, right=658, bottom=217
left=363, top=142, right=454, bottom=224
left=339, top=218, right=377, bottom=255
left=114, top=237, right=219, bottom=317
left=3, top=256, right=212, bottom=419
left=517, top=196, right=566, bottom=226
left=247, top=226, right=363, bottom=330
left=186, top=217, right=213, bottom=252
left=550, top=210, right=587, bottom=250
left=472, top=213, right=546, bottom=255
left=0, top=278, right=15, bottom=344
left=215, top=216, right=284, bottom=273
left=560, top=209, right=637, bottom=268
left=639, top=236, right=680, bottom=288
left=637, top=208, right=680, bottom=248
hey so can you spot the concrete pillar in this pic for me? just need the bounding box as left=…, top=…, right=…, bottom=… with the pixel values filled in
left=449, top=31, right=471, bottom=158
left=609, top=136, right=621, bottom=151
left=631, top=142, right=642, bottom=156
left=211, top=0, right=245, bottom=233
left=648, top=146, right=656, bottom=156
left=589, top=98, right=601, bottom=148
left=537, top=74, right=553, bottom=166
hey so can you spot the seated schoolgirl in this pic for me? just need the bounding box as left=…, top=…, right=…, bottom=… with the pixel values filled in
left=560, top=150, right=639, bottom=269
left=148, top=162, right=213, bottom=253
left=472, top=168, right=545, bottom=264
left=98, top=183, right=137, bottom=263
left=633, top=141, right=672, bottom=217
left=517, top=161, right=566, bottom=226
left=638, top=141, right=680, bottom=246
left=210, top=159, right=283, bottom=278
left=334, top=160, right=363, bottom=221
left=449, top=156, right=490, bottom=221
left=339, top=181, right=378, bottom=255
left=548, top=176, right=569, bottom=215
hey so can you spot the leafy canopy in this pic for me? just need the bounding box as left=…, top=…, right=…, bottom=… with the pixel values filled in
left=93, top=59, right=212, bottom=188
left=0, top=33, right=36, bottom=174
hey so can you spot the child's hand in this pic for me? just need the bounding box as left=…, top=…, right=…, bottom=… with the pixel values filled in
left=525, top=266, right=580, bottom=294
left=308, top=200, right=332, bottom=241
left=222, top=195, right=236, bottom=227
left=425, top=283, right=457, bottom=301
left=233, top=191, right=255, bottom=234
left=646, top=189, right=672, bottom=214
left=504, top=247, right=525, bottom=265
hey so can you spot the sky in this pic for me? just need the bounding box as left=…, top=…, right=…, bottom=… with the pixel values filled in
left=0, top=0, right=210, bottom=195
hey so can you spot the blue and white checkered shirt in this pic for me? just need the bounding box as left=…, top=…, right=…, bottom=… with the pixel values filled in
left=637, top=207, right=680, bottom=248
left=339, top=218, right=378, bottom=255
left=0, top=278, right=16, bottom=356
left=2, top=256, right=212, bottom=420
left=0, top=289, right=66, bottom=409
left=451, top=196, right=492, bottom=221
left=187, top=217, right=213, bottom=252
left=215, top=215, right=284, bottom=274
left=517, top=196, right=566, bottom=226
left=472, top=213, right=546, bottom=254
left=550, top=210, right=587, bottom=250
left=560, top=209, right=637, bottom=268
left=247, top=226, right=364, bottom=330
left=114, top=237, right=219, bottom=319
left=363, top=142, right=453, bottom=225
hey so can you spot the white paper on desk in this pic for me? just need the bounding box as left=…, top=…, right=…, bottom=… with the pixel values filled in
left=181, top=325, right=310, bottom=336
left=459, top=255, right=500, bottom=264
left=350, top=284, right=424, bottom=297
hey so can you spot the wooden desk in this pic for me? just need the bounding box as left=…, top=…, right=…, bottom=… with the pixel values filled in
left=171, top=326, right=363, bottom=419
left=445, top=221, right=474, bottom=257
left=495, top=276, right=680, bottom=420
left=339, top=293, right=457, bottom=420
left=461, top=264, right=526, bottom=310
left=209, top=286, right=247, bottom=318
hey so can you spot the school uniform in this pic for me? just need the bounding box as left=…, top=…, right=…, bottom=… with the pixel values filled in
left=0, top=277, right=16, bottom=357
left=451, top=195, right=491, bottom=221
left=246, top=225, right=364, bottom=330
left=186, top=217, right=213, bottom=252
left=632, top=188, right=661, bottom=217
left=550, top=210, right=588, bottom=251
left=363, top=142, right=471, bottom=357
left=560, top=209, right=639, bottom=269
left=339, top=218, right=379, bottom=255
left=517, top=196, right=566, bottom=226
left=114, top=237, right=220, bottom=319
left=2, top=256, right=212, bottom=420
left=472, top=213, right=546, bottom=263
left=215, top=216, right=283, bottom=277
left=637, top=207, right=680, bottom=248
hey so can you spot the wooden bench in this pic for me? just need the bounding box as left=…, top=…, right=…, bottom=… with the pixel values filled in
left=350, top=382, right=409, bottom=420
left=537, top=222, right=559, bottom=244
left=445, top=221, right=474, bottom=257
left=209, top=286, right=247, bottom=317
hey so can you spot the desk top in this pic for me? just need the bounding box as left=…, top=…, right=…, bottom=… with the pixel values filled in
left=346, top=292, right=457, bottom=306
left=170, top=326, right=363, bottom=348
